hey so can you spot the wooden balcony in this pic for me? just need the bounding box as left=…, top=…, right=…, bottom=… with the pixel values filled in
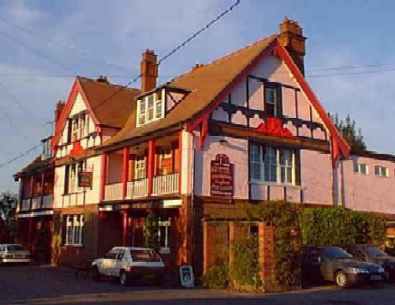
left=104, top=183, right=123, bottom=201
left=152, top=173, right=179, bottom=196
left=126, top=179, right=148, bottom=199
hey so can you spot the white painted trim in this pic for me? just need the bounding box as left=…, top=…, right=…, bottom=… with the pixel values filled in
left=16, top=210, right=54, bottom=218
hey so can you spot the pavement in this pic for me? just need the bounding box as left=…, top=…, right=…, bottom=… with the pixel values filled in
left=0, top=265, right=394, bottom=305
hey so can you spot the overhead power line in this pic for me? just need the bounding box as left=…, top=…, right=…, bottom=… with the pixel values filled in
left=0, top=0, right=242, bottom=169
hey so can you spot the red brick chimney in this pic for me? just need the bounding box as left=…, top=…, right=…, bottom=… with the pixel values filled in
left=55, top=100, right=65, bottom=123
left=278, top=18, right=306, bottom=75
left=140, top=49, right=158, bottom=92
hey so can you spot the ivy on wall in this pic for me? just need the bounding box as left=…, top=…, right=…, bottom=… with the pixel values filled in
left=143, top=212, right=160, bottom=250
left=248, top=201, right=302, bottom=291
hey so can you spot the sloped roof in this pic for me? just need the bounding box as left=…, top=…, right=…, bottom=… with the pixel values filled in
left=52, top=77, right=140, bottom=150
left=14, top=156, right=52, bottom=179
left=104, top=35, right=277, bottom=146
left=78, top=77, right=140, bottom=129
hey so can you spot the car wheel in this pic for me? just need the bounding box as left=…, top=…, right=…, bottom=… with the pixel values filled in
left=335, top=271, right=350, bottom=288
left=91, top=266, right=101, bottom=281
left=120, top=271, right=129, bottom=286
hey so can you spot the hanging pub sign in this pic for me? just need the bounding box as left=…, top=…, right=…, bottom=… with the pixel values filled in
left=210, top=154, right=234, bottom=199
left=78, top=171, right=93, bottom=188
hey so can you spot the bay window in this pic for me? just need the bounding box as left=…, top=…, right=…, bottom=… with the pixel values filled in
left=250, top=143, right=299, bottom=185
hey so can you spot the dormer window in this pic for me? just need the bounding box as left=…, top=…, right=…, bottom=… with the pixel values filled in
left=137, top=90, right=164, bottom=127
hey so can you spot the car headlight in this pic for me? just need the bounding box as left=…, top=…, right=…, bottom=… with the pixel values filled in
left=349, top=267, right=369, bottom=274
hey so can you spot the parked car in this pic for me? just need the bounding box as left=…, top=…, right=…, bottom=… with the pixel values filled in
left=91, top=247, right=165, bottom=286
left=346, top=244, right=395, bottom=281
left=0, top=244, right=31, bottom=264
left=302, top=246, right=385, bottom=288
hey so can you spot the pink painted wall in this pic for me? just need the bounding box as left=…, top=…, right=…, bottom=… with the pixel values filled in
left=166, top=91, right=185, bottom=112
left=194, top=135, right=249, bottom=199
left=341, top=156, right=395, bottom=214
left=300, top=150, right=333, bottom=206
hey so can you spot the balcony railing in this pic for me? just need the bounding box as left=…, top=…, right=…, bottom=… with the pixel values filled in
left=127, top=179, right=148, bottom=199
left=42, top=194, right=53, bottom=209
left=104, top=183, right=123, bottom=201
left=152, top=173, right=179, bottom=196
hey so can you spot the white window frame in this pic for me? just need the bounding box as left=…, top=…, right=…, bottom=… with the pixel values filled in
left=65, top=215, right=84, bottom=246
left=354, top=163, right=369, bottom=175
left=374, top=165, right=389, bottom=177
left=136, top=90, right=164, bottom=127
left=158, top=218, right=171, bottom=254
left=134, top=157, right=146, bottom=180
left=250, top=144, right=297, bottom=185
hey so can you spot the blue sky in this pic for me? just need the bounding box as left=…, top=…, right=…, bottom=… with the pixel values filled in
left=0, top=0, right=394, bottom=191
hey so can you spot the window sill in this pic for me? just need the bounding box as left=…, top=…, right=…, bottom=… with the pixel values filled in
left=63, top=244, right=83, bottom=248
left=250, top=181, right=300, bottom=188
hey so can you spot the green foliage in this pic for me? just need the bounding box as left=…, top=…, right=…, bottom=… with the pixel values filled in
left=143, top=212, right=160, bottom=250
left=230, top=236, right=262, bottom=290
left=331, top=113, right=366, bottom=152
left=0, top=192, right=17, bottom=241
left=202, top=263, right=229, bottom=289
left=248, top=201, right=302, bottom=290
left=299, top=207, right=386, bottom=247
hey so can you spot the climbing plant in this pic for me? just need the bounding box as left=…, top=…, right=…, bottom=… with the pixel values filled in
left=143, top=212, right=160, bottom=250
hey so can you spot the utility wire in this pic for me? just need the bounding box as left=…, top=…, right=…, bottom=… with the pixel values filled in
left=0, top=0, right=242, bottom=169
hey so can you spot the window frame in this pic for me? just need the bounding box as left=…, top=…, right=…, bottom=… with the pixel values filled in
left=264, top=82, right=282, bottom=117
left=157, top=218, right=171, bottom=254
left=64, top=214, right=84, bottom=246
left=354, top=162, right=369, bottom=175
left=374, top=165, right=389, bottom=177
left=136, top=90, right=164, bottom=127
left=250, top=143, right=298, bottom=186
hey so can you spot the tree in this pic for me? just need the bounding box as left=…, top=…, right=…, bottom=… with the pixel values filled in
left=331, top=113, right=367, bottom=152
left=0, top=192, right=17, bottom=241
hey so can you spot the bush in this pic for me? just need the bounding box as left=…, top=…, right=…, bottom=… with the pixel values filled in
left=230, top=237, right=262, bottom=290
left=299, top=207, right=386, bottom=247
left=202, top=264, right=229, bottom=289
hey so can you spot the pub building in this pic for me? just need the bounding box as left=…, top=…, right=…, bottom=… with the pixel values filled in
left=15, top=19, right=395, bottom=279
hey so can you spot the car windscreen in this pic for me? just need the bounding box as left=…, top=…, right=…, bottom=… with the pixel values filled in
left=7, top=245, right=25, bottom=251
left=366, top=246, right=387, bottom=257
left=322, top=247, right=352, bottom=259
left=130, top=249, right=161, bottom=262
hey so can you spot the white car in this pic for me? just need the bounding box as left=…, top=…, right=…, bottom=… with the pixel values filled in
left=0, top=244, right=31, bottom=264
left=91, top=247, right=165, bottom=286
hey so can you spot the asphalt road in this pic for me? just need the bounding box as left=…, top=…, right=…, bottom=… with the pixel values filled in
left=0, top=265, right=394, bottom=305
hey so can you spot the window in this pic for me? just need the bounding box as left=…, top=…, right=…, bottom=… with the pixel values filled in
left=158, top=149, right=174, bottom=176
left=375, top=165, right=389, bottom=177
left=354, top=163, right=368, bottom=175
left=134, top=157, right=146, bottom=180
left=64, top=161, right=87, bottom=194
left=250, top=143, right=298, bottom=185
left=69, top=112, right=90, bottom=142
left=158, top=218, right=171, bottom=253
left=136, top=91, right=164, bottom=126
left=130, top=249, right=161, bottom=262
left=65, top=215, right=84, bottom=246
left=264, top=84, right=282, bottom=117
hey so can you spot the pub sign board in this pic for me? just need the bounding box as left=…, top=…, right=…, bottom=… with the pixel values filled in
left=78, top=171, right=93, bottom=188
left=210, top=154, right=234, bottom=199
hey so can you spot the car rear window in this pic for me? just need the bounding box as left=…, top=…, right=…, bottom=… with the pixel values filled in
left=130, top=249, right=161, bottom=262
left=322, top=247, right=352, bottom=259
left=366, top=246, right=387, bottom=257
left=7, top=245, right=25, bottom=251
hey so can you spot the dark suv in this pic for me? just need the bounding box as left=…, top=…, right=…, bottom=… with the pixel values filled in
left=302, top=246, right=385, bottom=288
left=346, top=244, right=395, bottom=281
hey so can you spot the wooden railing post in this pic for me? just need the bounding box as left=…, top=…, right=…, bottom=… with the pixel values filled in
left=147, top=139, right=156, bottom=196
